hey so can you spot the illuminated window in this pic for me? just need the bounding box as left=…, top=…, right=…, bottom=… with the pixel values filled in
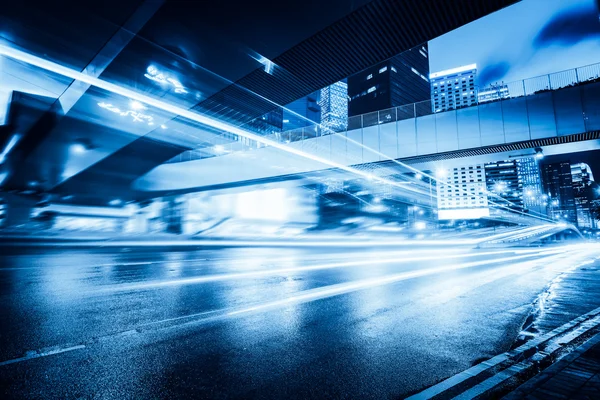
left=379, top=66, right=388, bottom=73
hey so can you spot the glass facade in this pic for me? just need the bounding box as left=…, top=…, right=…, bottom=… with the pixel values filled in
left=319, top=81, right=348, bottom=132
left=347, top=44, right=430, bottom=117
left=437, top=164, right=488, bottom=220
left=517, top=157, right=545, bottom=213
left=571, top=163, right=595, bottom=228
left=542, top=162, right=578, bottom=224
left=430, top=64, right=478, bottom=113
left=485, top=160, right=524, bottom=213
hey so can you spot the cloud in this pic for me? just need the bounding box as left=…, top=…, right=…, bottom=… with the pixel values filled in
left=534, top=2, right=600, bottom=47
left=479, top=62, right=511, bottom=86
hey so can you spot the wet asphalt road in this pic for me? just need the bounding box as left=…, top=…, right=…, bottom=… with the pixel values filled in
left=0, top=244, right=598, bottom=399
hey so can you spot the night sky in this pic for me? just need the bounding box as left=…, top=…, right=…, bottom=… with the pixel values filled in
left=429, top=0, right=600, bottom=87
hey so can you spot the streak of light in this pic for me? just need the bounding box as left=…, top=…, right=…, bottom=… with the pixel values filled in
left=0, top=134, right=21, bottom=164
left=0, top=43, right=423, bottom=194
left=217, top=249, right=589, bottom=318
left=99, top=247, right=567, bottom=293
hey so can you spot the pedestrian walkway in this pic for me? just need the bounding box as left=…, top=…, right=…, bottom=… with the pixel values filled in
left=504, top=333, right=600, bottom=399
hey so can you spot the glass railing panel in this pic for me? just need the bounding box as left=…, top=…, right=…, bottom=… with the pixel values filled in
left=362, top=111, right=379, bottom=127
left=549, top=69, right=578, bottom=90
left=378, top=108, right=397, bottom=124
left=505, top=80, right=526, bottom=98
left=415, top=100, right=434, bottom=117
left=523, top=75, right=551, bottom=96
left=396, top=103, right=415, bottom=121
left=577, top=63, right=600, bottom=83
left=347, top=115, right=362, bottom=131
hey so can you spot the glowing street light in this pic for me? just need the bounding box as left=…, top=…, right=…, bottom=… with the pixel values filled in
left=70, top=143, right=87, bottom=155
left=435, top=168, right=447, bottom=178
left=414, top=221, right=426, bottom=230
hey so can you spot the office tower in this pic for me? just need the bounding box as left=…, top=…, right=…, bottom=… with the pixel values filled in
left=517, top=157, right=545, bottom=214
left=437, top=164, right=489, bottom=220
left=430, top=64, right=477, bottom=112
left=541, top=162, right=577, bottom=224
left=347, top=44, right=430, bottom=117
left=571, top=163, right=595, bottom=228
left=478, top=83, right=510, bottom=104
left=484, top=160, right=524, bottom=212
left=319, top=81, right=348, bottom=132
left=283, top=92, right=321, bottom=131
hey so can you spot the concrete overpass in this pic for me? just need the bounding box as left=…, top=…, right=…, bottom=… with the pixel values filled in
left=134, top=78, right=600, bottom=192
left=0, top=0, right=520, bottom=206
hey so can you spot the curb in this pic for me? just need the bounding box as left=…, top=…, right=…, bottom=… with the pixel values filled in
left=406, top=305, right=600, bottom=399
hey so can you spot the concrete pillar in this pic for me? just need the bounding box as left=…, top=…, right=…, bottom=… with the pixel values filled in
left=163, top=196, right=186, bottom=234
left=124, top=202, right=156, bottom=234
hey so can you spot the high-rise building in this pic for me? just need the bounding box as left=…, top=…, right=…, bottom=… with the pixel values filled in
left=541, top=162, right=577, bottom=224
left=283, top=92, right=321, bottom=131
left=484, top=160, right=524, bottom=213
left=437, top=164, right=489, bottom=220
left=517, top=157, right=545, bottom=214
left=430, top=64, right=477, bottom=113
left=319, top=81, right=348, bottom=132
left=347, top=44, right=430, bottom=117
left=478, top=83, right=510, bottom=104
left=571, top=163, right=595, bottom=228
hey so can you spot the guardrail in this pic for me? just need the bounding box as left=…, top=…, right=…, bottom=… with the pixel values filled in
left=167, top=61, right=600, bottom=163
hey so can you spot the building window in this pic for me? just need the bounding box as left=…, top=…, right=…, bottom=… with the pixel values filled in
left=379, top=66, right=388, bottom=74
left=366, top=74, right=373, bottom=80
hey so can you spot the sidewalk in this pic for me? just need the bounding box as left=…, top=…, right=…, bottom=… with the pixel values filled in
left=504, top=332, right=600, bottom=400
left=406, top=258, right=600, bottom=400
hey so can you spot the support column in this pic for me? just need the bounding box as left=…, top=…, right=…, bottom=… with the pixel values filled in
left=125, top=201, right=157, bottom=234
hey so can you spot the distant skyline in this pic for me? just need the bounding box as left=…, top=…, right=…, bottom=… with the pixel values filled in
left=429, top=0, right=600, bottom=87
left=543, top=150, right=600, bottom=179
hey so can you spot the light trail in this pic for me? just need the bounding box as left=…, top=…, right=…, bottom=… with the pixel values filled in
left=0, top=245, right=591, bottom=368
left=151, top=247, right=584, bottom=326
left=336, top=133, right=556, bottom=224
left=97, top=248, right=553, bottom=293
left=0, top=43, right=564, bottom=223
left=0, top=42, right=425, bottom=195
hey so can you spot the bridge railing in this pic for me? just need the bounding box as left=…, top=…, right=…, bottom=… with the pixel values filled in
left=167, top=61, right=600, bottom=163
